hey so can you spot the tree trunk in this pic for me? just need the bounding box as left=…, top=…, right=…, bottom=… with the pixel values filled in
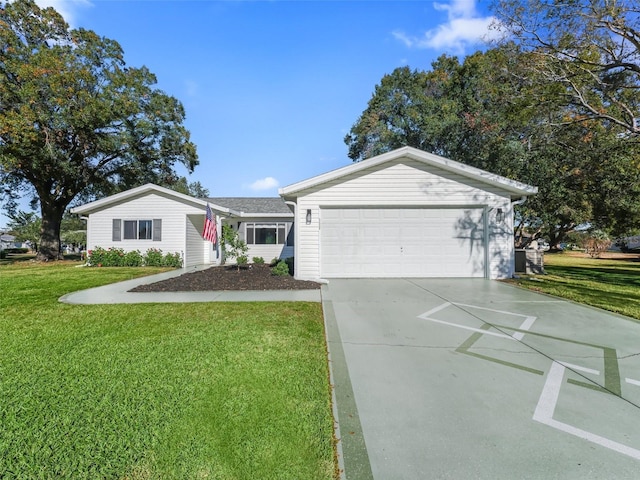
left=37, top=202, right=65, bottom=261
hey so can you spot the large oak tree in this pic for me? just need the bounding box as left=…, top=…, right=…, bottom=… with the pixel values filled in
left=0, top=0, right=198, bottom=260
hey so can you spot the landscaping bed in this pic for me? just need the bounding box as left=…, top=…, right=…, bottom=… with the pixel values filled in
left=130, top=263, right=321, bottom=292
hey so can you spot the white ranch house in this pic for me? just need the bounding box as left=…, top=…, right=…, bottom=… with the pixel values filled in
left=72, top=147, right=537, bottom=279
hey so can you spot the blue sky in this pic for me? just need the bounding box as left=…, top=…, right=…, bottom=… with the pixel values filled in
left=2, top=0, right=499, bottom=228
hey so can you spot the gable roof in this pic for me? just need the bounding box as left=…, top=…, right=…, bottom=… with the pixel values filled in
left=70, top=184, right=293, bottom=218
left=279, top=146, right=538, bottom=199
left=70, top=183, right=233, bottom=215
left=207, top=197, right=293, bottom=217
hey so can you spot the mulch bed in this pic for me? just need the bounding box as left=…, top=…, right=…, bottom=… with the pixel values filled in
left=129, top=264, right=321, bottom=292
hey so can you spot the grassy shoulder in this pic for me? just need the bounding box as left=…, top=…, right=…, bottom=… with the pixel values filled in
left=507, top=251, right=640, bottom=320
left=0, top=261, right=335, bottom=479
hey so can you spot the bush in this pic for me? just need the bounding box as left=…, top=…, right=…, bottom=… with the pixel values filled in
left=271, top=260, right=290, bottom=276
left=270, top=257, right=280, bottom=267
left=86, top=246, right=182, bottom=268
left=3, top=247, right=29, bottom=254
left=0, top=250, right=6, bottom=259
left=87, top=247, right=107, bottom=266
left=252, top=256, right=265, bottom=265
left=162, top=251, right=183, bottom=268
left=145, top=248, right=164, bottom=267
left=123, top=250, right=143, bottom=267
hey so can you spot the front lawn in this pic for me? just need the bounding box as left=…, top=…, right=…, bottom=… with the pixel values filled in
left=0, top=262, right=335, bottom=479
left=509, top=252, right=640, bottom=320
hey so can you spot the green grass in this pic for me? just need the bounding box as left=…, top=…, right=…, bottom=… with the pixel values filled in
left=0, top=261, right=335, bottom=479
left=509, top=252, right=640, bottom=320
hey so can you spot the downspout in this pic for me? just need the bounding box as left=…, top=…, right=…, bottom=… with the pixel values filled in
left=511, top=196, right=527, bottom=207
left=511, top=196, right=528, bottom=277
left=284, top=200, right=298, bottom=278
left=511, top=195, right=528, bottom=244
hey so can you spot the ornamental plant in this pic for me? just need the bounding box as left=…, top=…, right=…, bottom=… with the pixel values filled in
left=86, top=247, right=182, bottom=267
left=271, top=261, right=290, bottom=277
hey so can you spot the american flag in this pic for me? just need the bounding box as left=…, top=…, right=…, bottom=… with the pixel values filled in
left=202, top=203, right=217, bottom=244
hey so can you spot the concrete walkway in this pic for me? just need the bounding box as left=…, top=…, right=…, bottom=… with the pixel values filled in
left=59, top=267, right=321, bottom=304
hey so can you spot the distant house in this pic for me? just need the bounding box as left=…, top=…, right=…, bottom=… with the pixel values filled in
left=72, top=146, right=537, bottom=279
left=0, top=233, right=20, bottom=250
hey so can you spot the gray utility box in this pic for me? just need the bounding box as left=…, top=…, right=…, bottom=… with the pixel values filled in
left=515, top=249, right=544, bottom=274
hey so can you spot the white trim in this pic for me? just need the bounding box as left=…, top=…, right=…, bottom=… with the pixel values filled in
left=237, top=212, right=293, bottom=218
left=279, top=146, right=537, bottom=198
left=71, top=183, right=234, bottom=215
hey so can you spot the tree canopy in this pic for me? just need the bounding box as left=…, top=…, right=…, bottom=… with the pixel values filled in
left=492, top=0, right=640, bottom=135
left=0, top=0, right=198, bottom=260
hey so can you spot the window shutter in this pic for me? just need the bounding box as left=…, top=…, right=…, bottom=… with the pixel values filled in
left=153, top=219, right=162, bottom=241
left=112, top=219, right=121, bottom=241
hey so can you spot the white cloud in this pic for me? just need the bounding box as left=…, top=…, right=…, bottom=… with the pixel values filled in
left=35, top=0, right=91, bottom=26
left=394, top=0, right=501, bottom=54
left=248, top=176, right=279, bottom=191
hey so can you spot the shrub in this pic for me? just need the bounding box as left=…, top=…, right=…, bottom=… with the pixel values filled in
left=271, top=260, right=290, bottom=276
left=284, top=256, right=294, bottom=275
left=270, top=257, right=280, bottom=267
left=0, top=250, right=6, bottom=259
left=252, top=256, right=265, bottom=265
left=162, top=251, right=183, bottom=268
left=4, top=247, right=29, bottom=254
left=123, top=250, right=143, bottom=267
left=145, top=248, right=164, bottom=267
left=87, top=247, right=106, bottom=266
left=236, top=255, right=248, bottom=267
left=86, top=247, right=182, bottom=268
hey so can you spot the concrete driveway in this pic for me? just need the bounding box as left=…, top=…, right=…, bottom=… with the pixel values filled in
left=322, top=279, right=640, bottom=480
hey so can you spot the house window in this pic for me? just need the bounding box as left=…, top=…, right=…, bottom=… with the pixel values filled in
left=245, top=223, right=288, bottom=245
left=123, top=220, right=153, bottom=240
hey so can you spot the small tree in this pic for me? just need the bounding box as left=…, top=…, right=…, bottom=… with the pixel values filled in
left=7, top=211, right=41, bottom=252
left=222, top=226, right=248, bottom=271
left=583, top=230, right=612, bottom=258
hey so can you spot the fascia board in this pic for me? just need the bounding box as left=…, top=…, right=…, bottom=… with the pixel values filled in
left=279, top=146, right=538, bottom=197
left=235, top=213, right=294, bottom=218
left=71, top=183, right=234, bottom=215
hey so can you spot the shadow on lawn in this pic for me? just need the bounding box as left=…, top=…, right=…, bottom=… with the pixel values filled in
left=0, top=253, right=82, bottom=266
left=546, top=264, right=640, bottom=288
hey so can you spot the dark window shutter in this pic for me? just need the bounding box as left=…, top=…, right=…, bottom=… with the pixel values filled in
left=112, top=219, right=121, bottom=241
left=153, top=219, right=162, bottom=241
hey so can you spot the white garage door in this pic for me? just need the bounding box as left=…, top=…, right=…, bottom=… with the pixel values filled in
left=320, top=208, right=486, bottom=278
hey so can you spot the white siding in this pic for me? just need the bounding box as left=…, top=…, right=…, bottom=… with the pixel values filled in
left=293, top=159, right=514, bottom=280
left=185, top=214, right=206, bottom=267
left=86, top=192, right=206, bottom=264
